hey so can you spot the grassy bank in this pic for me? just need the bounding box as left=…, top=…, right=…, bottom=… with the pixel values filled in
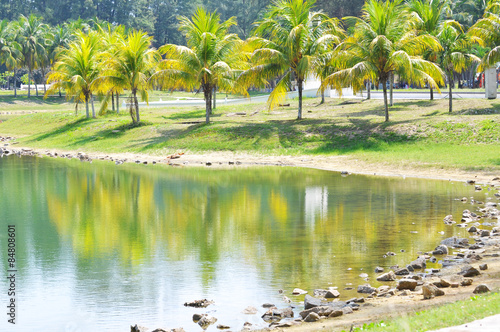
left=1, top=96, right=499, bottom=172
left=345, top=292, right=500, bottom=332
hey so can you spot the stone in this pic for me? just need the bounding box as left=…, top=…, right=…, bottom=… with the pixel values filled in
left=299, top=306, right=335, bottom=319
left=480, top=230, right=491, bottom=237
left=479, top=264, right=488, bottom=270
left=423, top=284, right=445, bottom=299
left=198, top=315, right=217, bottom=328
left=193, top=313, right=204, bottom=322
left=357, top=284, right=376, bottom=294
left=399, top=290, right=411, bottom=296
left=473, top=284, right=491, bottom=294
left=217, top=324, right=230, bottom=329
left=375, top=266, right=384, bottom=273
left=410, top=257, right=426, bottom=270
left=395, top=268, right=410, bottom=276
left=131, top=325, right=148, bottom=332
left=468, top=226, right=478, bottom=233
left=325, top=290, right=340, bottom=298
left=433, top=279, right=451, bottom=288
left=262, top=307, right=294, bottom=322
left=433, top=244, right=449, bottom=255
left=461, top=278, right=473, bottom=286
left=242, top=306, right=258, bottom=314
left=441, top=237, right=469, bottom=247
left=328, top=310, right=343, bottom=318
left=304, top=312, right=320, bottom=322
left=397, top=279, right=418, bottom=291
left=262, top=303, right=275, bottom=308
left=313, top=289, right=327, bottom=297
left=359, top=273, right=369, bottom=278
left=184, top=299, right=213, bottom=308
left=292, top=288, right=308, bottom=295
left=459, top=266, right=480, bottom=277
left=342, top=306, right=354, bottom=315
left=376, top=271, right=396, bottom=281
left=304, top=295, right=323, bottom=309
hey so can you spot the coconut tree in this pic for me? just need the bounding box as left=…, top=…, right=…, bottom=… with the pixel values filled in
left=154, top=7, right=245, bottom=124
left=240, top=0, right=343, bottom=119
left=469, top=0, right=500, bottom=67
left=438, top=20, right=481, bottom=112
left=99, top=31, right=159, bottom=124
left=322, top=0, right=444, bottom=122
left=407, top=0, right=448, bottom=100
left=46, top=31, right=103, bottom=118
left=15, top=14, right=49, bottom=98
left=0, top=20, right=20, bottom=96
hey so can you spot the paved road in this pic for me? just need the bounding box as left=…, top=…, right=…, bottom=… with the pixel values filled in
left=360, top=90, right=490, bottom=100
left=428, top=314, right=500, bottom=332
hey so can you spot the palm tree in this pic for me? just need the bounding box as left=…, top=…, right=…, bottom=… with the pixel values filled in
left=154, top=7, right=244, bottom=124
left=407, top=0, right=448, bottom=100
left=15, top=14, right=48, bottom=98
left=469, top=0, right=500, bottom=67
left=438, top=20, right=481, bottom=112
left=241, top=0, right=343, bottom=119
left=46, top=31, right=103, bottom=118
left=99, top=31, right=159, bottom=124
left=0, top=20, right=20, bottom=96
left=322, top=0, right=443, bottom=122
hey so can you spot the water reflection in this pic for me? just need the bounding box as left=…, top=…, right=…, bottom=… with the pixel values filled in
left=0, top=156, right=487, bottom=331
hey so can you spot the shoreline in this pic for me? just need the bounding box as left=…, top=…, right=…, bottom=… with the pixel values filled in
left=1, top=135, right=499, bottom=185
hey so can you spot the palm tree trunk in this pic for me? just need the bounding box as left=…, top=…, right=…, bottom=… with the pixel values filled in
left=28, top=66, right=32, bottom=98
left=389, top=72, right=394, bottom=107
left=116, top=93, right=120, bottom=114
left=134, top=93, right=140, bottom=123
left=204, top=84, right=212, bottom=124
left=13, top=68, right=17, bottom=97
left=91, top=95, right=96, bottom=118
left=430, top=87, right=434, bottom=100
left=111, top=92, right=115, bottom=113
left=212, top=86, right=216, bottom=110
left=367, top=80, right=371, bottom=100
left=297, top=78, right=303, bottom=120
left=448, top=72, right=453, bottom=113
left=382, top=78, right=389, bottom=122
left=320, top=85, right=325, bottom=104
left=85, top=95, right=90, bottom=118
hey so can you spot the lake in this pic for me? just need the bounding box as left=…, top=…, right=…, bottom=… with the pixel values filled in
left=0, top=155, right=491, bottom=331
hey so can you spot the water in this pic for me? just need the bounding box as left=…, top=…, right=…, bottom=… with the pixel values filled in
left=0, top=156, right=493, bottom=331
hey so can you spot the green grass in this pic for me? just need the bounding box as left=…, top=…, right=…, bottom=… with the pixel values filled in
left=0, top=96, right=499, bottom=172
left=343, top=292, right=500, bottom=332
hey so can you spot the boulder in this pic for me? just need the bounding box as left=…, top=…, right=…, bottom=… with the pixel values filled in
left=304, top=295, right=323, bottom=309
left=479, top=264, right=488, bottom=270
left=292, top=288, right=308, bottom=295
left=461, top=278, right=473, bottom=286
left=441, top=237, right=469, bottom=247
left=193, top=313, right=204, bottom=322
left=433, top=279, right=451, bottom=288
left=409, top=257, right=427, bottom=270
left=325, top=290, right=340, bottom=298
left=395, top=268, right=410, bottom=276
left=433, top=245, right=449, bottom=255
left=304, top=312, right=320, bottom=322
left=357, top=284, right=376, bottom=294
left=342, top=306, right=354, bottom=315
left=397, top=279, right=418, bottom=291
left=328, top=310, right=343, bottom=318
left=299, top=306, right=335, bottom=319
left=422, top=284, right=445, bottom=299
left=198, top=315, right=217, bottom=329
left=376, top=271, right=396, bottom=281
left=468, top=226, right=478, bottom=233
left=480, top=230, right=491, bottom=237
left=375, top=266, right=384, bottom=273
left=459, top=266, right=480, bottom=277
left=473, top=284, right=491, bottom=294
left=262, top=307, right=294, bottom=322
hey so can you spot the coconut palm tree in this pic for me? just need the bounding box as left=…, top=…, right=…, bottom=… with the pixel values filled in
left=407, top=0, right=448, bottom=100
left=0, top=20, right=20, bottom=96
left=438, top=20, right=481, bottom=112
left=153, top=7, right=245, bottom=124
left=469, top=0, right=500, bottom=67
left=99, top=31, right=159, bottom=124
left=15, top=14, right=49, bottom=98
left=46, top=31, right=103, bottom=118
left=322, top=0, right=443, bottom=122
left=240, top=0, right=343, bottom=119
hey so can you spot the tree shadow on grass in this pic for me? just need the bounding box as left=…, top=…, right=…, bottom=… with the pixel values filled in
left=28, top=117, right=89, bottom=142
left=0, top=95, right=68, bottom=105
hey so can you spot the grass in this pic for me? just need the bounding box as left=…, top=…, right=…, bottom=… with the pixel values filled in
left=344, top=292, right=500, bottom=332
left=0, top=95, right=499, bottom=172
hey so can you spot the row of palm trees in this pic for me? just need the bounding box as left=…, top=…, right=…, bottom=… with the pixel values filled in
left=1, top=0, right=500, bottom=124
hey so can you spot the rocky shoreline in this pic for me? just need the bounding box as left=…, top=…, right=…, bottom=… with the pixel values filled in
left=2, top=136, right=500, bottom=332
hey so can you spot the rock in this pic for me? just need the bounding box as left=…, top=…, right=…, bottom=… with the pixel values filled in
left=242, top=306, right=258, bottom=314
left=357, top=284, right=376, bottom=294
left=198, top=315, right=217, bottom=328
left=399, top=290, right=411, bottom=296
left=193, top=313, right=204, bottom=322
left=328, top=310, right=343, bottom=318
left=130, top=325, right=148, bottom=332
left=473, top=284, right=491, bottom=294
left=262, top=307, right=293, bottom=322
left=299, top=306, right=335, bottom=319
left=441, top=237, right=469, bottom=247
left=376, top=271, right=396, bottom=281
left=433, top=244, right=449, bottom=255
left=262, top=303, right=275, bottom=308
left=459, top=266, right=480, bottom=277
left=342, top=306, right=354, bottom=315
left=468, top=226, right=478, bottom=233
left=397, top=279, right=418, bottom=291
left=325, top=290, right=340, bottom=298
left=423, top=284, right=445, bottom=299
left=375, top=266, right=384, bottom=273
left=304, top=295, right=323, bottom=309
left=409, top=257, right=427, bottom=270
left=292, top=288, right=308, bottom=295
left=304, top=312, right=320, bottom=322
left=205, top=162, right=212, bottom=166
left=480, top=230, right=491, bottom=237
left=184, top=299, right=213, bottom=308
left=479, top=264, right=488, bottom=270
left=313, top=289, right=327, bottom=297
left=282, top=295, right=291, bottom=303
left=359, top=273, right=369, bottom=278
left=217, top=324, right=230, bottom=329
left=461, top=278, right=473, bottom=286
left=395, top=268, right=410, bottom=276
left=433, top=279, right=451, bottom=288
